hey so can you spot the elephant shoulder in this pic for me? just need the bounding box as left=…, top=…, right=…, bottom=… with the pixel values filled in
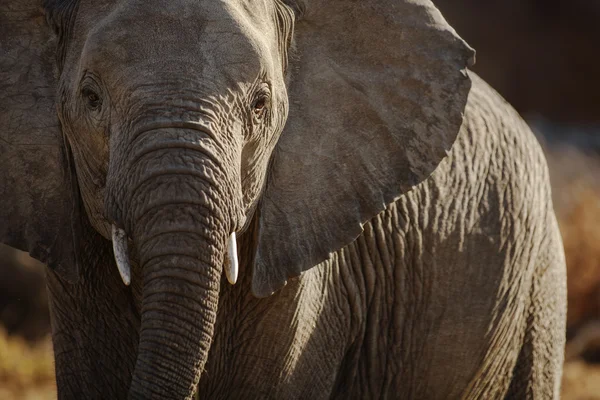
left=410, top=71, right=555, bottom=243
left=462, top=72, right=550, bottom=185
left=441, top=71, right=553, bottom=207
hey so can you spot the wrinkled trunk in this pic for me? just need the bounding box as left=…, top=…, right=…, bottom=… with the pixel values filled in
left=128, top=219, right=224, bottom=399
left=117, top=129, right=235, bottom=399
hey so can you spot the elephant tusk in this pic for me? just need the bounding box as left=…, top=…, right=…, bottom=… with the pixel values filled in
left=111, top=224, right=132, bottom=286
left=225, top=232, right=238, bottom=285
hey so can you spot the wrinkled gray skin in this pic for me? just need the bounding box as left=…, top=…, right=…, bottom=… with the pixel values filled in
left=0, top=0, right=566, bottom=399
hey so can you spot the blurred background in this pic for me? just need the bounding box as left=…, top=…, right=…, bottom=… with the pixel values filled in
left=1, top=1, right=599, bottom=398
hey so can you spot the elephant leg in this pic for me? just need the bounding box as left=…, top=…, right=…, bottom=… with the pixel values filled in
left=505, top=223, right=566, bottom=399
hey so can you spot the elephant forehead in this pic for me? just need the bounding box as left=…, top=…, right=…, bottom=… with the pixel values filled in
left=68, top=0, right=278, bottom=83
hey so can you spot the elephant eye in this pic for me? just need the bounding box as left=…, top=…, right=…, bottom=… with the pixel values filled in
left=252, top=97, right=267, bottom=120
left=82, top=87, right=102, bottom=111
left=251, top=88, right=271, bottom=123
left=254, top=98, right=266, bottom=113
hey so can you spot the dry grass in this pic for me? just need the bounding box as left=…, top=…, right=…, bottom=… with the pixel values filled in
left=562, top=361, right=600, bottom=400
left=560, top=187, right=600, bottom=331
left=0, top=328, right=55, bottom=400
left=544, top=142, right=600, bottom=333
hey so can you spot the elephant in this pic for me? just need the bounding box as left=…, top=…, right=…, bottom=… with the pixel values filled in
left=0, top=0, right=566, bottom=399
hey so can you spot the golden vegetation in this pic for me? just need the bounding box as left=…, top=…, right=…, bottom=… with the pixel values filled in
left=545, top=142, right=600, bottom=399
left=560, top=186, right=600, bottom=331
left=562, top=361, right=600, bottom=400
left=0, top=328, right=55, bottom=400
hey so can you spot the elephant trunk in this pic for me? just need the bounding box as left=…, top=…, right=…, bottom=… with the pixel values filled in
left=129, top=222, right=224, bottom=399
left=117, top=128, right=239, bottom=399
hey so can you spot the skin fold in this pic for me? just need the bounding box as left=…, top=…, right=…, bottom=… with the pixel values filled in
left=0, top=0, right=566, bottom=399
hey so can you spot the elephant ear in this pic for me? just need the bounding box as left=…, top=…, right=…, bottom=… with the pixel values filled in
left=0, top=1, right=79, bottom=281
left=252, top=0, right=474, bottom=296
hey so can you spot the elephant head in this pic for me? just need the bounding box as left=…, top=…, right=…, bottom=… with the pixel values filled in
left=0, top=0, right=473, bottom=397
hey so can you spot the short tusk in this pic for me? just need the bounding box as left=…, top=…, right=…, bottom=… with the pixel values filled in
left=225, top=232, right=239, bottom=285
left=111, top=225, right=131, bottom=286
